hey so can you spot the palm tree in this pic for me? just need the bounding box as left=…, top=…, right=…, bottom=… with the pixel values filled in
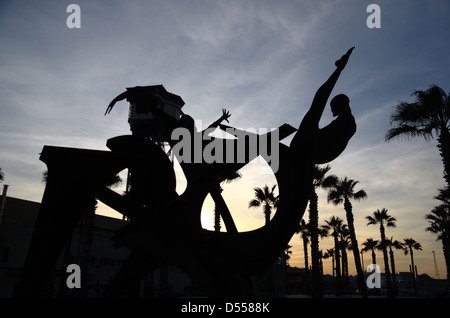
left=384, top=237, right=404, bottom=296
left=362, top=238, right=379, bottom=267
left=308, top=165, right=337, bottom=297
left=403, top=238, right=422, bottom=295
left=279, top=244, right=293, bottom=265
left=325, top=176, right=368, bottom=298
left=296, top=219, right=310, bottom=278
left=322, top=216, right=343, bottom=291
left=366, top=208, right=397, bottom=298
left=318, top=250, right=324, bottom=275
left=279, top=244, right=293, bottom=296
left=385, top=85, right=450, bottom=188
left=323, top=248, right=335, bottom=280
left=248, top=184, right=278, bottom=292
left=339, top=225, right=351, bottom=289
left=426, top=187, right=450, bottom=281
left=248, top=184, right=278, bottom=226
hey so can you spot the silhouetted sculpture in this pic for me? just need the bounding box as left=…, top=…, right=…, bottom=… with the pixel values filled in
left=17, top=48, right=356, bottom=298
left=290, top=46, right=356, bottom=164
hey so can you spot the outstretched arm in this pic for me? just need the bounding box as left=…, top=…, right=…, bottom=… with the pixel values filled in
left=303, top=47, right=354, bottom=127
left=207, top=108, right=231, bottom=130
left=105, top=91, right=128, bottom=115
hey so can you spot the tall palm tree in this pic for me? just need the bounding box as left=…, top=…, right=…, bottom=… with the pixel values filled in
left=403, top=238, right=422, bottom=295
left=248, top=184, right=278, bottom=292
left=384, top=237, right=404, bottom=296
left=279, top=244, right=293, bottom=296
left=322, top=216, right=343, bottom=291
left=248, top=184, right=278, bottom=226
left=366, top=208, right=397, bottom=298
left=296, top=219, right=310, bottom=277
left=385, top=85, right=450, bottom=188
left=308, top=165, right=337, bottom=297
left=362, top=238, right=379, bottom=267
left=325, top=176, right=368, bottom=298
left=339, top=225, right=351, bottom=289
left=318, top=250, right=324, bottom=276
left=279, top=244, right=293, bottom=265
left=323, top=248, right=335, bottom=280
left=426, top=187, right=450, bottom=281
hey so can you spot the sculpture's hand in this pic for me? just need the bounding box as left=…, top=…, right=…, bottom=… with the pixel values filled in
left=221, top=108, right=231, bottom=123
left=105, top=102, right=115, bottom=115
left=104, top=91, right=128, bottom=115
left=335, top=47, right=355, bottom=70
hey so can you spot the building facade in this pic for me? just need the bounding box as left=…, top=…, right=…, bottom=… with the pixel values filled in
left=0, top=195, right=193, bottom=297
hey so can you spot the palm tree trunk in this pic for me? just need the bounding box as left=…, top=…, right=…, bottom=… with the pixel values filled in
left=443, top=235, right=450, bottom=284
left=319, top=255, right=324, bottom=275
left=409, top=247, right=418, bottom=295
left=437, top=129, right=450, bottom=189
left=302, top=235, right=310, bottom=293
left=389, top=247, right=399, bottom=296
left=264, top=206, right=271, bottom=226
left=341, top=244, right=349, bottom=289
left=333, top=234, right=341, bottom=292
left=344, top=199, right=368, bottom=298
left=379, top=224, right=394, bottom=298
left=302, top=236, right=309, bottom=273
left=309, top=190, right=323, bottom=297
left=331, top=254, right=335, bottom=282
left=371, top=249, right=376, bottom=266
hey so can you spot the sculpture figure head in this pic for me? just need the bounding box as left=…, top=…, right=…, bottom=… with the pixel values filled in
left=330, top=94, right=351, bottom=116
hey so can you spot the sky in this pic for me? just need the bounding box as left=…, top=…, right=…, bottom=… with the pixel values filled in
left=1, top=0, right=450, bottom=279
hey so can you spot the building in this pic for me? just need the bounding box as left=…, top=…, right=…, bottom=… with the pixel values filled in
left=0, top=195, right=194, bottom=297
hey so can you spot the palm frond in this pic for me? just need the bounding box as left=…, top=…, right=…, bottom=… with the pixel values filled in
left=222, top=171, right=242, bottom=183
left=253, top=187, right=266, bottom=202
left=390, top=102, right=424, bottom=124
left=386, top=218, right=397, bottom=228
left=327, top=190, right=343, bottom=205
left=386, top=85, right=450, bottom=142
left=385, top=125, right=428, bottom=141
left=353, top=189, right=368, bottom=201
left=366, top=215, right=377, bottom=225
left=434, top=187, right=450, bottom=203
left=248, top=199, right=261, bottom=208
left=321, top=174, right=338, bottom=188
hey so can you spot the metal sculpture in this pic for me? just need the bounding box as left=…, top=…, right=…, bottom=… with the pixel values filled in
left=18, top=48, right=355, bottom=297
